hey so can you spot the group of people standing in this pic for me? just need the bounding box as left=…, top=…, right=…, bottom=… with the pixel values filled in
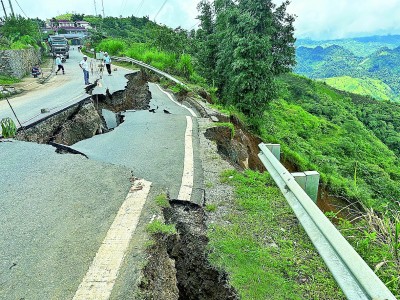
left=78, top=51, right=112, bottom=85
left=54, top=49, right=112, bottom=86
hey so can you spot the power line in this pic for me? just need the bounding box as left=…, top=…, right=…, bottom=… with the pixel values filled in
left=134, top=0, right=145, bottom=17
left=7, top=0, right=14, bottom=17
left=119, top=0, right=128, bottom=17
left=13, top=0, right=27, bottom=18
left=0, top=0, right=7, bottom=18
left=154, top=0, right=168, bottom=22
left=93, top=0, right=97, bottom=16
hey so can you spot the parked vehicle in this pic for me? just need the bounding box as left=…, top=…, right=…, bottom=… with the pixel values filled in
left=48, top=35, right=69, bottom=59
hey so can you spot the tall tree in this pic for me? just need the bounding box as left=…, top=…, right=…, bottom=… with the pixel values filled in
left=196, top=0, right=296, bottom=117
left=196, top=0, right=217, bottom=83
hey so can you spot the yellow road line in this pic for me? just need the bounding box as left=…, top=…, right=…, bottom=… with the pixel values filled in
left=72, top=179, right=152, bottom=300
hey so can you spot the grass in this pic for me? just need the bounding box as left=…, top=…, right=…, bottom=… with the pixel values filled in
left=155, top=193, right=170, bottom=208
left=96, top=39, right=205, bottom=84
left=322, top=76, right=396, bottom=101
left=205, top=203, right=217, bottom=212
left=0, top=75, right=20, bottom=85
left=146, top=220, right=176, bottom=235
left=327, top=209, right=400, bottom=297
left=208, top=169, right=344, bottom=299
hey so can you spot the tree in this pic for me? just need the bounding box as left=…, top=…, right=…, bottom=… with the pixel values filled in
left=71, top=13, right=85, bottom=22
left=0, top=16, right=41, bottom=44
left=196, top=0, right=217, bottom=83
left=196, top=0, right=296, bottom=117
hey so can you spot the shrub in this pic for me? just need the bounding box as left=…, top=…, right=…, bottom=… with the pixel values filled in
left=97, top=39, right=126, bottom=55
left=1, top=117, right=17, bottom=138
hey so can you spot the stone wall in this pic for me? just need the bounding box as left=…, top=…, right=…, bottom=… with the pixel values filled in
left=0, top=48, right=41, bottom=79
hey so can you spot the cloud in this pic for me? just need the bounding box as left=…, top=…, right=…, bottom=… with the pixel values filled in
left=8, top=0, right=400, bottom=39
left=276, top=0, right=400, bottom=39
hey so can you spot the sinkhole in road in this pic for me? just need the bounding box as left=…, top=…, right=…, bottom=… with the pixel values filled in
left=141, top=200, right=238, bottom=300
left=16, top=71, right=152, bottom=148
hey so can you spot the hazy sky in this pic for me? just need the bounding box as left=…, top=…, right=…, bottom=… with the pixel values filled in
left=5, top=0, right=400, bottom=40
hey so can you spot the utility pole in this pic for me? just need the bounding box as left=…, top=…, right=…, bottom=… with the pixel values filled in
left=0, top=0, right=7, bottom=18
left=7, top=0, right=14, bottom=17
left=93, top=0, right=97, bottom=16
left=101, top=0, right=105, bottom=18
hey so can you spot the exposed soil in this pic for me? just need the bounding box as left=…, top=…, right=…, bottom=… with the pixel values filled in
left=204, top=124, right=265, bottom=172
left=95, top=72, right=152, bottom=113
left=141, top=200, right=238, bottom=300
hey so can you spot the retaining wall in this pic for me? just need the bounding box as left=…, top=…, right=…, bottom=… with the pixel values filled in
left=0, top=48, right=41, bottom=79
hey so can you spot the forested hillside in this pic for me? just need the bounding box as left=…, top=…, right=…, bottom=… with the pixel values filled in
left=264, top=74, right=400, bottom=211
left=296, top=35, right=400, bottom=56
left=296, top=44, right=400, bottom=101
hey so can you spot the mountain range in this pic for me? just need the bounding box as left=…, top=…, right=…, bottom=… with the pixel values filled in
left=295, top=40, right=400, bottom=101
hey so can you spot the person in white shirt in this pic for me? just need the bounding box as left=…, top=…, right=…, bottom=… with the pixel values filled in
left=103, top=52, right=112, bottom=75
left=55, top=54, right=64, bottom=75
left=79, top=55, right=90, bottom=85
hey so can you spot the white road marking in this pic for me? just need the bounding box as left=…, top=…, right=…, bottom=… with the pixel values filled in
left=178, top=116, right=194, bottom=201
left=72, top=179, right=152, bottom=300
left=155, top=84, right=197, bottom=117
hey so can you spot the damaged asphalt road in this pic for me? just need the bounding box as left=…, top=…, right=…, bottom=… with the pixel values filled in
left=72, top=83, right=203, bottom=201
left=0, top=60, right=204, bottom=298
left=0, top=141, right=133, bottom=300
left=0, top=48, right=132, bottom=127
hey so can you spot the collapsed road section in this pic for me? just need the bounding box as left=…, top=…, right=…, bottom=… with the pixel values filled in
left=16, top=71, right=151, bottom=146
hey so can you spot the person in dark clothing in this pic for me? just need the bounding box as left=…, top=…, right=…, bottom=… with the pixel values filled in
left=31, top=65, right=41, bottom=78
left=103, top=52, right=112, bottom=75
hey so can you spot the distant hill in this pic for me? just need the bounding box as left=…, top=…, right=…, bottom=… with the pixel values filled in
left=296, top=44, right=400, bottom=101
left=296, top=35, right=400, bottom=57
left=296, top=45, right=362, bottom=78
left=322, top=76, right=396, bottom=101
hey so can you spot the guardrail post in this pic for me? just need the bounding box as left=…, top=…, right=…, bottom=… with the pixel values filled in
left=265, top=144, right=280, bottom=160
left=292, top=172, right=306, bottom=190
left=304, top=171, right=320, bottom=203
left=292, top=171, right=320, bottom=203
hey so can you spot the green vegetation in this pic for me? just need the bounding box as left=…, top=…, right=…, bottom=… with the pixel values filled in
left=296, top=35, right=400, bottom=57
left=196, top=0, right=295, bottom=116
left=146, top=220, right=176, bottom=235
left=82, top=11, right=400, bottom=294
left=155, top=194, right=170, bottom=208
left=204, top=203, right=217, bottom=212
left=208, top=169, right=344, bottom=299
left=0, top=117, right=17, bottom=138
left=215, top=122, right=235, bottom=139
left=341, top=90, right=400, bottom=156
left=261, top=74, right=400, bottom=211
left=322, top=76, right=396, bottom=101
left=0, top=16, right=42, bottom=50
left=0, top=75, right=20, bottom=85
left=296, top=44, right=400, bottom=100
left=327, top=209, right=400, bottom=297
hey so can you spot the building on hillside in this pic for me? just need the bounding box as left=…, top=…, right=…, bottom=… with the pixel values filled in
left=42, top=19, right=91, bottom=45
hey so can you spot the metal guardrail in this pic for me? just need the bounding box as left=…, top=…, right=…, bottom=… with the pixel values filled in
left=258, top=143, right=396, bottom=300
left=110, top=55, right=188, bottom=88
